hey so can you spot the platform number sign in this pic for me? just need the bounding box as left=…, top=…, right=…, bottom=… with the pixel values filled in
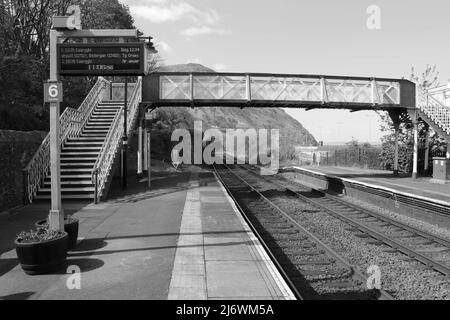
left=44, top=82, right=63, bottom=103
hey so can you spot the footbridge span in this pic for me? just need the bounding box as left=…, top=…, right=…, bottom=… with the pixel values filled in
left=142, top=72, right=416, bottom=110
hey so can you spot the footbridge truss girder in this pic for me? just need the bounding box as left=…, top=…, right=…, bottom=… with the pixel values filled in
left=142, top=72, right=416, bottom=110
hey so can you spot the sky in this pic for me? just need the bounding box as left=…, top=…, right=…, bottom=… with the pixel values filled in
left=120, top=0, right=450, bottom=144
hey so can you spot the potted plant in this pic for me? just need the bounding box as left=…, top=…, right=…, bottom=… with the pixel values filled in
left=35, top=216, right=79, bottom=250
left=15, top=228, right=68, bottom=275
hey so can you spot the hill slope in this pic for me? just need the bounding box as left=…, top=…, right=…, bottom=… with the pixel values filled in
left=149, top=63, right=317, bottom=161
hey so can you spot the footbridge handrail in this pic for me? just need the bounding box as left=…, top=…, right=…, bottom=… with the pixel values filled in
left=23, top=77, right=110, bottom=203
left=417, top=89, right=450, bottom=135
left=93, top=77, right=142, bottom=201
left=143, top=72, right=416, bottom=110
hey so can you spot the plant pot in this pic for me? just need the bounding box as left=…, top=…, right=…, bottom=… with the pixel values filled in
left=36, top=218, right=79, bottom=250
left=15, top=232, right=68, bottom=275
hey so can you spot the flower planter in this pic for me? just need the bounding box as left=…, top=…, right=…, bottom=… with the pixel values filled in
left=15, top=232, right=68, bottom=275
left=36, top=218, right=79, bottom=250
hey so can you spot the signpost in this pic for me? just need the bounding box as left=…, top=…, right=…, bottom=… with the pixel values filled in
left=57, top=43, right=146, bottom=76
left=43, top=82, right=63, bottom=103
left=46, top=5, right=153, bottom=232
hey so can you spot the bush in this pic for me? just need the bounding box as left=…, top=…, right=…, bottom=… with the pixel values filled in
left=17, top=228, right=65, bottom=244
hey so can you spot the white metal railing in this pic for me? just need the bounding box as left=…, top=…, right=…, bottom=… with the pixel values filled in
left=417, top=89, right=450, bottom=136
left=23, top=77, right=110, bottom=203
left=93, top=77, right=142, bottom=201
left=159, top=74, right=401, bottom=105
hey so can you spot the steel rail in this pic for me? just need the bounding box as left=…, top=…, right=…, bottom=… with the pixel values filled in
left=217, top=164, right=394, bottom=300
left=243, top=166, right=450, bottom=276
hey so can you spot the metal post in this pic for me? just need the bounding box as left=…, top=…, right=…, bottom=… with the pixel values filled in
left=393, top=123, right=400, bottom=175
left=246, top=74, right=251, bottom=101
left=147, top=128, right=151, bottom=188
left=94, top=168, right=99, bottom=204
left=334, top=150, right=337, bottom=166
left=137, top=121, right=143, bottom=177
left=121, top=78, right=128, bottom=190
left=412, top=115, right=419, bottom=179
left=48, top=29, right=64, bottom=232
left=143, top=127, right=148, bottom=172
left=424, top=127, right=430, bottom=173
left=326, top=152, right=329, bottom=166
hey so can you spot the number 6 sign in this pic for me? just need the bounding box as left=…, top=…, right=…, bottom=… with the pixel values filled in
left=44, top=81, right=63, bottom=102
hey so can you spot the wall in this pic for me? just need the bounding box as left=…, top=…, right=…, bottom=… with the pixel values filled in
left=0, top=130, right=47, bottom=211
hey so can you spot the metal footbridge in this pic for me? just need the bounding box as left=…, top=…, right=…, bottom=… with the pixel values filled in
left=142, top=72, right=416, bottom=110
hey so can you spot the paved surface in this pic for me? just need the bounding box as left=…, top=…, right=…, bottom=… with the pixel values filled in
left=0, top=166, right=294, bottom=300
left=168, top=170, right=294, bottom=300
left=294, top=166, right=450, bottom=205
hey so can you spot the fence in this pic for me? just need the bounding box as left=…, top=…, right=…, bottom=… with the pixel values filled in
left=298, top=147, right=383, bottom=169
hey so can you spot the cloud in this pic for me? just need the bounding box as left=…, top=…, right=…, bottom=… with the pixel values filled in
left=181, top=26, right=230, bottom=38
left=127, top=0, right=230, bottom=39
left=130, top=2, right=196, bottom=23
left=213, top=63, right=226, bottom=71
left=156, top=40, right=172, bottom=52
left=186, top=58, right=202, bottom=64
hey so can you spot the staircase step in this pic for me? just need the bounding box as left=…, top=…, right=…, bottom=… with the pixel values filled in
left=84, top=126, right=111, bottom=130
left=35, top=194, right=95, bottom=200
left=80, top=134, right=107, bottom=137
left=86, top=121, right=113, bottom=125
left=61, top=164, right=92, bottom=169
left=82, top=129, right=109, bottom=133
left=61, top=163, right=95, bottom=167
left=61, top=157, right=97, bottom=161
left=61, top=147, right=101, bottom=153
left=64, top=141, right=103, bottom=146
left=38, top=186, right=95, bottom=192
left=44, top=180, right=93, bottom=186
left=59, top=174, right=92, bottom=179
left=71, top=137, right=105, bottom=141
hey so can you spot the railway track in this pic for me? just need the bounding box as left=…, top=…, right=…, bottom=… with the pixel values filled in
left=266, top=168, right=450, bottom=277
left=214, top=164, right=394, bottom=300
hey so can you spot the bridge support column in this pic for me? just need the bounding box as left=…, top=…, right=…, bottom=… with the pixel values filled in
left=424, top=125, right=430, bottom=173
left=393, top=122, right=400, bottom=176
left=412, top=115, right=419, bottom=179
left=143, top=127, right=148, bottom=173
left=389, top=111, right=401, bottom=176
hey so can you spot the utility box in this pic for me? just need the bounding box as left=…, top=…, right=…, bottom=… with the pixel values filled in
left=432, top=157, right=450, bottom=182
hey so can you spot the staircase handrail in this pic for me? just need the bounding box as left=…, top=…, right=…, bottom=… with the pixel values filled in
left=417, top=88, right=450, bottom=135
left=92, top=77, right=142, bottom=201
left=23, top=77, right=110, bottom=203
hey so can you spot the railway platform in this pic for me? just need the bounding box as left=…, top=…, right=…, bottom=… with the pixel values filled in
left=0, top=165, right=294, bottom=300
left=283, top=166, right=450, bottom=228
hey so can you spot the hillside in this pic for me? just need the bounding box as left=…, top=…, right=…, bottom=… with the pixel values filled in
left=149, top=63, right=317, bottom=161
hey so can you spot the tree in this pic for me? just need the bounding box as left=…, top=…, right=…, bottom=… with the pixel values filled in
left=378, top=64, right=446, bottom=173
left=0, top=0, right=140, bottom=131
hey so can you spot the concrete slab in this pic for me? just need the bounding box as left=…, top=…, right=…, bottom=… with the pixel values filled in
left=0, top=169, right=188, bottom=300
left=167, top=170, right=296, bottom=300
left=206, top=260, right=272, bottom=298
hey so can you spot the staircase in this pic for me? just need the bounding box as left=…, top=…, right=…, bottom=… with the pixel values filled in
left=24, top=77, right=142, bottom=203
left=417, top=88, right=450, bottom=143
left=35, top=102, right=123, bottom=200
